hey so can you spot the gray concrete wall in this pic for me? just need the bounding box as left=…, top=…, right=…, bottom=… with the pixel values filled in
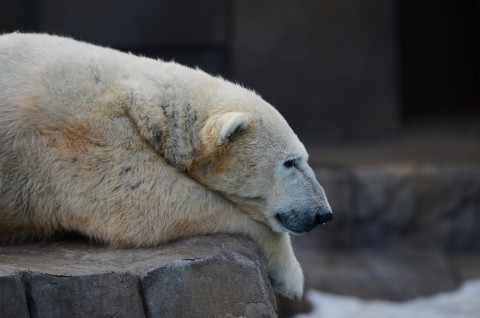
left=1, top=0, right=401, bottom=145
left=0, top=0, right=232, bottom=76
left=233, top=0, right=400, bottom=144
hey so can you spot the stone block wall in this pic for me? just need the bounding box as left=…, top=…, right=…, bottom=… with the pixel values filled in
left=296, top=164, right=480, bottom=252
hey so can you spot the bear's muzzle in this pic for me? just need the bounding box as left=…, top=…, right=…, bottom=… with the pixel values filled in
left=275, top=205, right=333, bottom=234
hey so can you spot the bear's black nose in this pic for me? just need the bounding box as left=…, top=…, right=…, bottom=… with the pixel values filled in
left=315, top=212, right=333, bottom=225
left=276, top=209, right=333, bottom=234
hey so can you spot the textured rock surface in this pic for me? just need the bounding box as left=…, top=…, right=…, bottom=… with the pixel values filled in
left=0, top=235, right=276, bottom=318
left=295, top=250, right=466, bottom=301
left=296, top=163, right=480, bottom=252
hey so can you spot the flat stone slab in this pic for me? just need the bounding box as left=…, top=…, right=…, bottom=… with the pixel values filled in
left=0, top=235, right=276, bottom=318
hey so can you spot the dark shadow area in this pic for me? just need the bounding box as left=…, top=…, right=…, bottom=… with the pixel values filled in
left=398, top=0, right=479, bottom=119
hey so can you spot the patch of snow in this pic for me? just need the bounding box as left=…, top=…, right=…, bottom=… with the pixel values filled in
left=296, top=279, right=480, bottom=318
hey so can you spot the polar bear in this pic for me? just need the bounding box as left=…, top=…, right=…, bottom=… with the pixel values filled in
left=0, top=33, right=332, bottom=298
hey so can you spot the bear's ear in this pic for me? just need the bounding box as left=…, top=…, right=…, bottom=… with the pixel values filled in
left=217, top=112, right=249, bottom=146
left=201, top=112, right=249, bottom=150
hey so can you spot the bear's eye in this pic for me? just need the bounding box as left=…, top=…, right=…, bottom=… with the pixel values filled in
left=283, top=159, right=296, bottom=168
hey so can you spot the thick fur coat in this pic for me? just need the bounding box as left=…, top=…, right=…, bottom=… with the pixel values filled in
left=0, top=33, right=332, bottom=298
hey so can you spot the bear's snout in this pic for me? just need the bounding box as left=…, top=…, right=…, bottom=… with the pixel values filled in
left=315, top=211, right=333, bottom=225
left=275, top=206, right=332, bottom=234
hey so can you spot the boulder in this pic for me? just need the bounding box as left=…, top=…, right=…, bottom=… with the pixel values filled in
left=0, top=235, right=276, bottom=318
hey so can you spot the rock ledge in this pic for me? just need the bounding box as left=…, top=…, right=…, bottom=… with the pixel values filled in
left=0, top=235, right=276, bottom=318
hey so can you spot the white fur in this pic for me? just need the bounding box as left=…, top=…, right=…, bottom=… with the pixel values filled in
left=0, top=33, right=331, bottom=298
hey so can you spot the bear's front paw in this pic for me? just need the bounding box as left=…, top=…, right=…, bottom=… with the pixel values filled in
left=269, top=259, right=304, bottom=299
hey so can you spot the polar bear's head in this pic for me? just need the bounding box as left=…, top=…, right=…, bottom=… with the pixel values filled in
left=189, top=94, right=333, bottom=235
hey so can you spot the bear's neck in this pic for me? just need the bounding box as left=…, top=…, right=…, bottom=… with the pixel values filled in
left=123, top=77, right=207, bottom=170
